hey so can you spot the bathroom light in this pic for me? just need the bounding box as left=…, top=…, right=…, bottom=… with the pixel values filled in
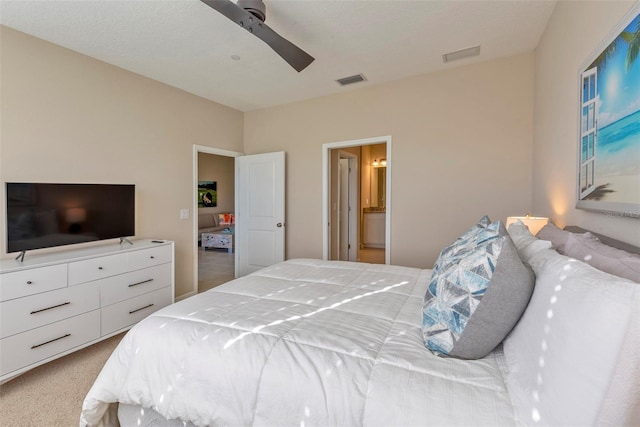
left=372, top=159, right=379, bottom=167
left=505, top=215, right=549, bottom=235
left=380, top=159, right=387, bottom=166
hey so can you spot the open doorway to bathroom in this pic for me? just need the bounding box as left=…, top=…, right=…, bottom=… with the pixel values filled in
left=359, top=143, right=387, bottom=263
left=323, top=136, right=391, bottom=265
left=193, top=146, right=241, bottom=294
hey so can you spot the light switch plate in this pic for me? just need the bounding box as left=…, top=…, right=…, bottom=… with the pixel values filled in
left=180, top=209, right=189, bottom=220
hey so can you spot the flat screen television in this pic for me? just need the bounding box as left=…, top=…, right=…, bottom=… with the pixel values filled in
left=6, top=183, right=135, bottom=254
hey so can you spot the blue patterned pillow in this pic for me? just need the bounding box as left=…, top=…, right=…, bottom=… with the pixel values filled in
left=423, top=220, right=534, bottom=359
left=431, top=215, right=491, bottom=275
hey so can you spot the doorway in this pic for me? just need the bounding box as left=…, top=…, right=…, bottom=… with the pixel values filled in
left=192, top=145, right=242, bottom=296
left=322, top=136, right=392, bottom=264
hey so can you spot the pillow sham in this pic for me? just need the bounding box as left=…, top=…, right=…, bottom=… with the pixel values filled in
left=535, top=222, right=598, bottom=254
left=502, top=248, right=640, bottom=426
left=535, top=222, right=571, bottom=253
left=423, top=220, right=534, bottom=359
left=507, top=220, right=552, bottom=263
left=429, top=215, right=494, bottom=298
left=564, top=232, right=640, bottom=283
left=431, top=215, right=491, bottom=275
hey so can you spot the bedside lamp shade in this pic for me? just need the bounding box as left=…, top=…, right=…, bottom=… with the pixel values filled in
left=505, top=215, right=549, bottom=236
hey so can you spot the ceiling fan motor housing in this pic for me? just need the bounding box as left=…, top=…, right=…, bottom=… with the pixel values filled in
left=201, top=0, right=314, bottom=72
left=237, top=0, right=266, bottom=21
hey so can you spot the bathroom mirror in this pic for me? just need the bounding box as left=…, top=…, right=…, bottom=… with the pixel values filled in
left=370, top=167, right=386, bottom=208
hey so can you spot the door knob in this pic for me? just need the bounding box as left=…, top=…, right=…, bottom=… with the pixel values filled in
left=277, top=223, right=283, bottom=228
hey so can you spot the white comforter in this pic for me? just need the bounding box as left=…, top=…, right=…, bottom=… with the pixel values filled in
left=81, top=259, right=516, bottom=426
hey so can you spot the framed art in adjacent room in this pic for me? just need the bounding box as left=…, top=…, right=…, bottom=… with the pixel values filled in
left=198, top=180, right=217, bottom=207
left=576, top=3, right=640, bottom=218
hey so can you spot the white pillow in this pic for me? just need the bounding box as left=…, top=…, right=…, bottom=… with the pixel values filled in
left=507, top=220, right=552, bottom=263
left=502, top=248, right=640, bottom=426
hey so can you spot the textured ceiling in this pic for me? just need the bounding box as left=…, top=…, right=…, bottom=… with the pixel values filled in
left=0, top=0, right=557, bottom=112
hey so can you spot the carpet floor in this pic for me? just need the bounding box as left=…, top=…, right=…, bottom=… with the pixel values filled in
left=0, top=332, right=124, bottom=427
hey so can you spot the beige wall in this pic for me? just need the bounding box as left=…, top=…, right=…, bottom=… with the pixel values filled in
left=198, top=153, right=235, bottom=218
left=15, top=6, right=634, bottom=282
left=245, top=53, right=535, bottom=268
left=532, top=1, right=640, bottom=246
left=0, top=26, right=244, bottom=298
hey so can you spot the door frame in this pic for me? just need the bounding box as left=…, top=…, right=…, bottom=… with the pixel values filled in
left=322, top=135, right=392, bottom=264
left=190, top=145, right=243, bottom=299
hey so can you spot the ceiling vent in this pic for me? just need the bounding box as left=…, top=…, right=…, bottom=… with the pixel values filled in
left=442, top=45, right=481, bottom=63
left=336, top=74, right=367, bottom=86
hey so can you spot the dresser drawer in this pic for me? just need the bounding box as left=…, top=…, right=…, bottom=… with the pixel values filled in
left=101, top=286, right=172, bottom=336
left=68, top=253, right=128, bottom=285
left=0, top=283, right=99, bottom=339
left=99, top=263, right=172, bottom=307
left=128, top=245, right=172, bottom=270
left=0, top=310, right=100, bottom=377
left=0, top=265, right=68, bottom=302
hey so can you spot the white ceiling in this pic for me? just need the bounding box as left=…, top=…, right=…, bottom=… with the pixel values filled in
left=0, top=0, right=556, bottom=112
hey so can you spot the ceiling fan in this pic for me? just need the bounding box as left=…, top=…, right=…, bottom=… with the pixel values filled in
left=201, top=0, right=315, bottom=72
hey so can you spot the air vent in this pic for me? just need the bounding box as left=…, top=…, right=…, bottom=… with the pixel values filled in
left=442, top=45, right=481, bottom=63
left=336, top=74, right=367, bottom=86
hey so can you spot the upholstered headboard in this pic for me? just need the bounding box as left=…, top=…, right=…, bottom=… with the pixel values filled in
left=564, top=226, right=640, bottom=255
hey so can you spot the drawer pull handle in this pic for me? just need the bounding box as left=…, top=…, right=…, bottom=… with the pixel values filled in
left=129, top=303, right=154, bottom=315
left=128, top=278, right=154, bottom=288
left=98, top=266, right=104, bottom=270
left=150, top=256, right=155, bottom=259
left=31, top=333, right=71, bottom=349
left=26, top=281, right=33, bottom=285
left=30, top=301, right=71, bottom=315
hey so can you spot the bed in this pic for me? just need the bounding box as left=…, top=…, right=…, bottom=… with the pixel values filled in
left=80, top=220, right=640, bottom=427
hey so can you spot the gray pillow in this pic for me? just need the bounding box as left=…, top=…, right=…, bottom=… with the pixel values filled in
left=536, top=222, right=572, bottom=253
left=564, top=232, right=640, bottom=283
left=422, top=221, right=535, bottom=359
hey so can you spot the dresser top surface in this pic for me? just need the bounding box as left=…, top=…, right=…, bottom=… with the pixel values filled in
left=0, top=239, right=172, bottom=273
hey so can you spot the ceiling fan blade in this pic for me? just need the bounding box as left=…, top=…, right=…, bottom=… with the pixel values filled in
left=251, top=22, right=314, bottom=72
left=201, top=0, right=314, bottom=72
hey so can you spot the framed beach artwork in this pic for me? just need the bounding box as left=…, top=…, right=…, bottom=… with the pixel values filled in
left=198, top=180, right=217, bottom=208
left=576, top=4, right=640, bottom=218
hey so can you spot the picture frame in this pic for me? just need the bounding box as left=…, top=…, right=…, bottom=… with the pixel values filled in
left=576, top=3, right=640, bottom=218
left=198, top=180, right=217, bottom=208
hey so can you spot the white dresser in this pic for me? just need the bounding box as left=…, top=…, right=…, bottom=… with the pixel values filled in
left=0, top=239, right=174, bottom=382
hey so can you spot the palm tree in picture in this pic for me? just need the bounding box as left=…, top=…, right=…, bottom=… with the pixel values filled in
left=590, top=17, right=640, bottom=71
left=622, top=18, right=640, bottom=70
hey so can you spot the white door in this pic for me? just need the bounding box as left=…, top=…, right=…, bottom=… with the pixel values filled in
left=347, top=157, right=358, bottom=261
left=235, top=151, right=285, bottom=277
left=338, top=158, right=349, bottom=260
left=337, top=155, right=358, bottom=261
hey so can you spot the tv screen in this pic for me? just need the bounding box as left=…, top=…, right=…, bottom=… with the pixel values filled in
left=6, top=183, right=135, bottom=253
